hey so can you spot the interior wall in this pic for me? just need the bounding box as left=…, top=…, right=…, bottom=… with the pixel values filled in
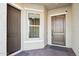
left=17, top=4, right=45, bottom=50
left=72, top=4, right=79, bottom=56
left=0, top=3, right=7, bottom=56
left=23, top=10, right=45, bottom=50
left=16, top=4, right=72, bottom=49
left=48, top=6, right=72, bottom=48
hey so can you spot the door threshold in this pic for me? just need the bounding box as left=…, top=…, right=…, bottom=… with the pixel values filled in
left=8, top=50, right=22, bottom=56
left=49, top=44, right=66, bottom=48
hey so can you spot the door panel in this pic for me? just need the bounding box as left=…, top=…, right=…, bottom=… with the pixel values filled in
left=51, top=15, right=65, bottom=46
left=7, top=4, right=21, bottom=55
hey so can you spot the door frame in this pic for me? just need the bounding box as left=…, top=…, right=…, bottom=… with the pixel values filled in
left=7, top=3, right=23, bottom=56
left=48, top=13, right=66, bottom=47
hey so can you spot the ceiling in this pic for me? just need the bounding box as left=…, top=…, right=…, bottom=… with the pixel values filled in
left=16, top=3, right=71, bottom=10
left=32, top=3, right=71, bottom=10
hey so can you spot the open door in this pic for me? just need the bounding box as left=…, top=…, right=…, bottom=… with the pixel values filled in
left=7, top=4, right=21, bottom=55
left=51, top=14, right=65, bottom=46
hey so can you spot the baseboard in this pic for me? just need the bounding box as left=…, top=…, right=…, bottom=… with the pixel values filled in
left=48, top=44, right=67, bottom=48
left=24, top=41, right=44, bottom=50
left=8, top=49, right=22, bottom=56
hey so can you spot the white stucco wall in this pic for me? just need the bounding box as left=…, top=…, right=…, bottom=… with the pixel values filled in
left=0, top=3, right=7, bottom=56
left=48, top=6, right=72, bottom=48
left=72, top=4, right=79, bottom=56
left=16, top=4, right=72, bottom=49
left=23, top=10, right=45, bottom=50
left=18, top=4, right=45, bottom=50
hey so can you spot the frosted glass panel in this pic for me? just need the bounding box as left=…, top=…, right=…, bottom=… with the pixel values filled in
left=29, top=18, right=40, bottom=25
left=29, top=27, right=39, bottom=38
left=28, top=13, right=40, bottom=38
left=28, top=13, right=40, bottom=25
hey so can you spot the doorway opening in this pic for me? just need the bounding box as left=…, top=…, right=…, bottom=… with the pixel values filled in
left=51, top=14, right=66, bottom=46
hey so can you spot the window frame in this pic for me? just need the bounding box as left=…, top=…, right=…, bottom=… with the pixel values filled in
left=28, top=12, right=40, bottom=39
